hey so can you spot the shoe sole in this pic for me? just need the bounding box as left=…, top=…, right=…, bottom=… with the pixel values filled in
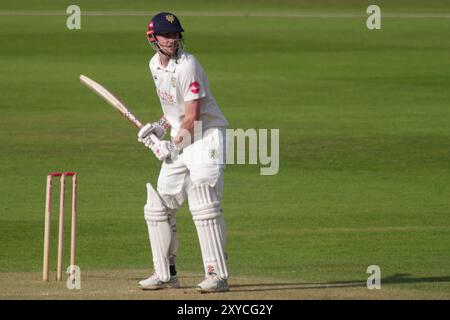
left=139, top=282, right=180, bottom=290
left=196, top=286, right=229, bottom=293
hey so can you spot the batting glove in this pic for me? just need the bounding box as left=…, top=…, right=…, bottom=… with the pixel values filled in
left=150, top=140, right=180, bottom=161
left=137, top=117, right=171, bottom=144
left=141, top=135, right=157, bottom=149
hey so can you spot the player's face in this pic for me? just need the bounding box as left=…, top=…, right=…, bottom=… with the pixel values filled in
left=156, top=33, right=180, bottom=56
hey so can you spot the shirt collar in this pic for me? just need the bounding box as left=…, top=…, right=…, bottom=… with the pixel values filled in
left=165, top=58, right=176, bottom=73
left=157, top=51, right=182, bottom=73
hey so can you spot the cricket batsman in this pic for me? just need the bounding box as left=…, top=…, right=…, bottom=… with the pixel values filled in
left=137, top=12, right=229, bottom=293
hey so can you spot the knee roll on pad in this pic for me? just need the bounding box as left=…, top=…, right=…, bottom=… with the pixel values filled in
left=188, top=184, right=221, bottom=219
left=145, top=183, right=169, bottom=222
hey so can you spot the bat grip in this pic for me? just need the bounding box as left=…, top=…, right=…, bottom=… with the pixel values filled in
left=150, top=134, right=160, bottom=144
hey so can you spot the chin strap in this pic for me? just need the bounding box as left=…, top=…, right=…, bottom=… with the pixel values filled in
left=159, top=46, right=174, bottom=58
left=150, top=38, right=184, bottom=61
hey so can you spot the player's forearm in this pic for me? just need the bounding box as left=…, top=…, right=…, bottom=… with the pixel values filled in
left=180, top=113, right=197, bottom=133
left=173, top=114, right=196, bottom=148
left=173, top=100, right=200, bottom=148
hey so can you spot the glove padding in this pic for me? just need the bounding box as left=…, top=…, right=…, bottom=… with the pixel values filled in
left=137, top=122, right=166, bottom=144
left=140, top=135, right=157, bottom=149
left=150, top=140, right=180, bottom=161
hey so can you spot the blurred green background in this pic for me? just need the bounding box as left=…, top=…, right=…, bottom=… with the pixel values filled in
left=0, top=0, right=449, bottom=296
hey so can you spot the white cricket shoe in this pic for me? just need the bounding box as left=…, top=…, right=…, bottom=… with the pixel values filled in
left=138, top=273, right=180, bottom=290
left=197, top=274, right=229, bottom=293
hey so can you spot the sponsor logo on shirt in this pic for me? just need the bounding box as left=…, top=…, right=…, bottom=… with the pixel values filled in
left=157, top=89, right=176, bottom=104
left=189, top=81, right=200, bottom=94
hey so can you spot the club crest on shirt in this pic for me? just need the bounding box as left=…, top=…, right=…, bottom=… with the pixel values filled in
left=156, top=89, right=176, bottom=104
left=189, top=81, right=200, bottom=94
left=209, top=148, right=217, bottom=160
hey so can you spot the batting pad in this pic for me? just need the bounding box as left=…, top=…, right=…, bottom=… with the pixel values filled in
left=144, top=183, right=171, bottom=282
left=189, top=184, right=228, bottom=279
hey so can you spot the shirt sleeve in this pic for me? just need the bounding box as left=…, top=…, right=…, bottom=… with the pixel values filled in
left=149, top=56, right=157, bottom=82
left=179, top=57, right=207, bottom=102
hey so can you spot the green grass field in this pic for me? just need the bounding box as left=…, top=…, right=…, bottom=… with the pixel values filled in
left=1, top=0, right=449, bottom=299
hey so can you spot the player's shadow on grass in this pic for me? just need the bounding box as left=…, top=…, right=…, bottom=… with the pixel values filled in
left=382, top=273, right=450, bottom=285
left=231, top=273, right=450, bottom=292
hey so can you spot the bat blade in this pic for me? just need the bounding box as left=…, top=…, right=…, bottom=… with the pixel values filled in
left=79, top=75, right=160, bottom=144
left=80, top=74, right=144, bottom=129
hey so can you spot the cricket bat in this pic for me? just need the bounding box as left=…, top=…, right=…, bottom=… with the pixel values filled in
left=79, top=74, right=160, bottom=144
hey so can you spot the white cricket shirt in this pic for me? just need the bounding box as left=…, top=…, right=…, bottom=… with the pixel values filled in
left=149, top=50, right=228, bottom=137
